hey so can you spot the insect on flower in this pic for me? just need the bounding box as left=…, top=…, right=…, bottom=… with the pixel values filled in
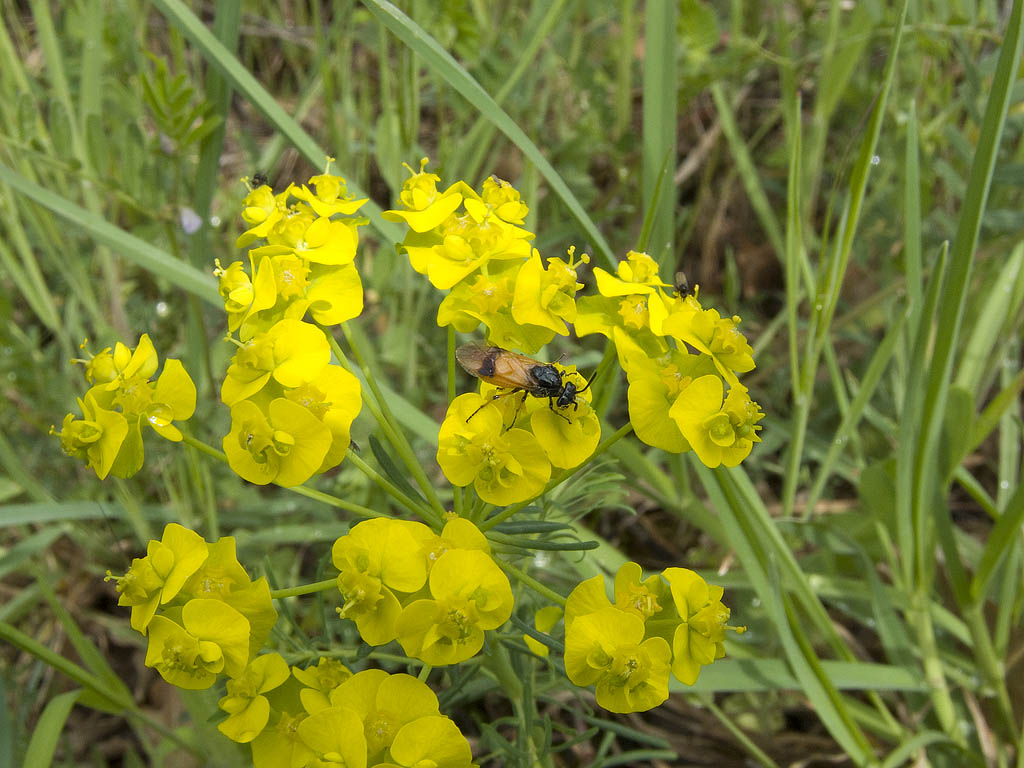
left=674, top=270, right=692, bottom=297
left=456, top=342, right=593, bottom=426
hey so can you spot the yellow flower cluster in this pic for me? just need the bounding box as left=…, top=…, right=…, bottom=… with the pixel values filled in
left=233, top=660, right=475, bottom=768
left=334, top=516, right=513, bottom=665
left=383, top=161, right=585, bottom=354
left=384, top=162, right=603, bottom=502
left=107, top=523, right=278, bottom=690
left=562, top=561, right=744, bottom=712
left=215, top=164, right=364, bottom=486
left=111, top=523, right=479, bottom=766
left=54, top=335, right=196, bottom=479
left=577, top=250, right=764, bottom=467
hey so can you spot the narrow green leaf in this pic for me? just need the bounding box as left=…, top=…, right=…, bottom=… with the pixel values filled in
left=360, top=0, right=615, bottom=267
left=0, top=162, right=220, bottom=305
left=918, top=0, right=1024, bottom=501
left=879, top=731, right=958, bottom=768
left=0, top=673, right=13, bottom=768
left=151, top=0, right=403, bottom=246
left=641, top=0, right=676, bottom=266
left=678, top=658, right=926, bottom=693
left=22, top=689, right=82, bottom=768
left=0, top=527, right=66, bottom=582
left=954, top=241, right=1024, bottom=394
left=805, top=309, right=907, bottom=513
left=368, top=434, right=425, bottom=504
left=942, top=385, right=976, bottom=481
left=971, top=481, right=1024, bottom=601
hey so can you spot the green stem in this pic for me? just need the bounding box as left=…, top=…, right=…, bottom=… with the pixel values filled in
left=287, top=484, right=388, bottom=519
left=698, top=693, right=780, bottom=768
left=270, top=578, right=337, bottom=600
left=963, top=601, right=1018, bottom=745
left=907, top=590, right=961, bottom=741
left=497, top=559, right=566, bottom=607
left=346, top=450, right=436, bottom=522
left=480, top=422, right=634, bottom=532
left=448, top=327, right=464, bottom=518
left=418, top=663, right=433, bottom=682
left=180, top=430, right=227, bottom=463
left=339, top=323, right=449, bottom=520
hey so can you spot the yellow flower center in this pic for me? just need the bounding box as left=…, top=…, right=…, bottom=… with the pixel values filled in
left=705, top=413, right=736, bottom=447
left=619, top=584, right=661, bottom=618
left=113, top=374, right=155, bottom=414
left=658, top=364, right=691, bottom=398
left=468, top=275, right=513, bottom=314
left=617, top=296, right=649, bottom=330
left=365, top=711, right=397, bottom=755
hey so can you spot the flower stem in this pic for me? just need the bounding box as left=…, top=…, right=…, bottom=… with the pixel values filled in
left=480, top=422, right=634, bottom=531
left=346, top=450, right=436, bottom=522
left=270, top=578, right=338, bottom=600
left=497, top=559, right=566, bottom=607
left=338, top=323, right=449, bottom=521
left=448, top=327, right=465, bottom=518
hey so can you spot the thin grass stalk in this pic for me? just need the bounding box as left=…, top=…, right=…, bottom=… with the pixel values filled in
left=641, top=0, right=676, bottom=267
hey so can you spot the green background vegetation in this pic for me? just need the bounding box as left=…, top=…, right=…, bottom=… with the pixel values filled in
left=1, top=0, right=1023, bottom=765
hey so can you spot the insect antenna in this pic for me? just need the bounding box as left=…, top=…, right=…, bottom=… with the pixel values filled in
left=575, top=365, right=600, bottom=394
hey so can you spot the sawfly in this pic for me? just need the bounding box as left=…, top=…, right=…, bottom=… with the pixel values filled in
left=455, top=342, right=593, bottom=426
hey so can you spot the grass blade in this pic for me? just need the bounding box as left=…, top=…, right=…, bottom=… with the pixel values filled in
left=641, top=0, right=676, bottom=266
left=361, top=0, right=615, bottom=268
left=0, top=161, right=220, bottom=305
left=151, top=0, right=402, bottom=246
left=22, top=689, right=82, bottom=768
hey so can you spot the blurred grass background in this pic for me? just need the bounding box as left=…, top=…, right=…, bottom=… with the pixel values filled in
left=2, top=0, right=1023, bottom=766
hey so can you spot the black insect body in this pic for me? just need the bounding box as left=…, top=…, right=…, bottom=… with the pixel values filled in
left=456, top=342, right=592, bottom=427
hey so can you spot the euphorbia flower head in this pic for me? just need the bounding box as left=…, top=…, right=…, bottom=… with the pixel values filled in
left=437, top=392, right=551, bottom=506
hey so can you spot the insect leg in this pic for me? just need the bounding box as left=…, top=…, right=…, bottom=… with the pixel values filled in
left=467, top=388, right=521, bottom=423
left=547, top=396, right=573, bottom=424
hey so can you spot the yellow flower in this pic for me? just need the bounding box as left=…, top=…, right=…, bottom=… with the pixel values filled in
left=222, top=398, right=333, bottom=486
left=621, top=340, right=717, bottom=454
left=221, top=320, right=330, bottom=406
left=662, top=567, right=744, bottom=685
left=384, top=715, right=475, bottom=768
left=290, top=166, right=368, bottom=218
left=382, top=158, right=465, bottom=232
left=328, top=669, right=439, bottom=759
left=145, top=598, right=251, bottom=689
left=524, top=365, right=601, bottom=469
left=295, top=706, right=368, bottom=768
left=236, top=184, right=291, bottom=248
left=332, top=519, right=431, bottom=646
left=669, top=376, right=764, bottom=468
left=437, top=393, right=551, bottom=506
left=474, top=174, right=530, bottom=225
left=395, top=549, right=514, bottom=665
left=110, top=522, right=208, bottom=633
left=180, top=536, right=279, bottom=659
left=564, top=606, right=671, bottom=713
left=510, top=247, right=586, bottom=336
left=53, top=393, right=129, bottom=480
left=294, top=657, right=354, bottom=714
left=593, top=250, right=669, bottom=297
left=283, top=363, right=362, bottom=472
left=218, top=653, right=291, bottom=743
left=662, top=295, right=755, bottom=383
